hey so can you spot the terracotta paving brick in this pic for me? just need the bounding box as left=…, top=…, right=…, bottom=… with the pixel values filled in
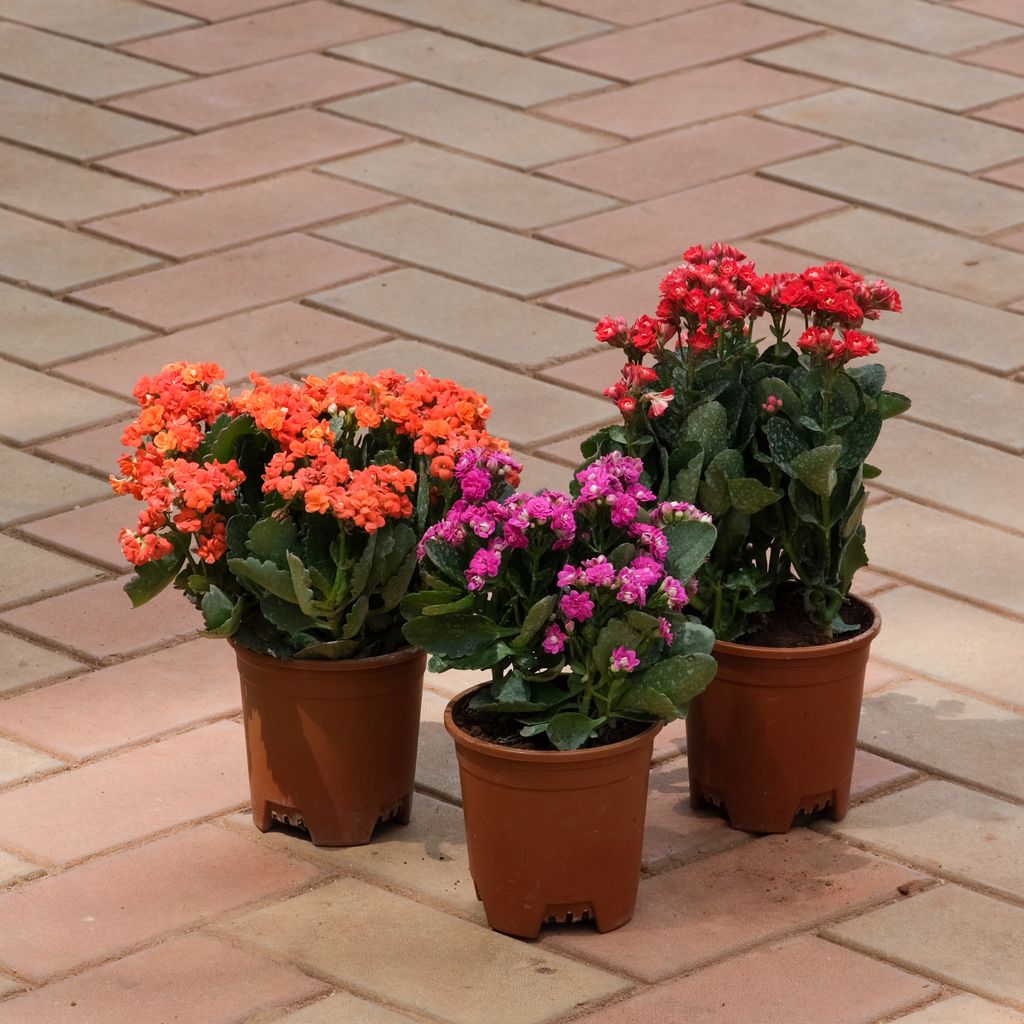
left=0, top=359, right=129, bottom=444
left=651, top=717, right=686, bottom=762
left=861, top=678, right=1024, bottom=802
left=61, top=303, right=389, bottom=400
left=0, top=0, right=196, bottom=44
left=825, top=884, right=1024, bottom=1005
left=543, top=3, right=818, bottom=82
left=345, top=0, right=605, bottom=53
left=770, top=208, right=1024, bottom=308
left=0, top=638, right=239, bottom=760
left=312, top=267, right=595, bottom=367
left=0, top=446, right=111, bottom=527
left=872, top=419, right=1024, bottom=531
left=850, top=569, right=896, bottom=598
left=956, top=0, right=1024, bottom=27
left=862, top=658, right=911, bottom=694
left=518, top=453, right=577, bottom=492
left=543, top=0, right=719, bottom=25
left=849, top=748, right=918, bottom=801
left=18, top=495, right=136, bottom=572
left=0, top=577, right=199, bottom=661
left=764, top=145, right=1024, bottom=235
left=542, top=59, right=831, bottom=139
left=965, top=36, right=1024, bottom=75
left=763, top=87, right=1024, bottom=172
left=754, top=32, right=1024, bottom=113
left=984, top=158, right=1024, bottom=189
left=416, top=688, right=461, bottom=802
left=151, top=0, right=289, bottom=18
left=0, top=720, right=247, bottom=864
left=269, top=993, right=422, bottom=1024
left=0, top=78, right=178, bottom=161
left=330, top=82, right=615, bottom=169
left=0, top=208, right=158, bottom=295
left=73, top=234, right=390, bottom=331
left=35, top=416, right=132, bottom=479
left=543, top=262, right=676, bottom=322
left=333, top=28, right=611, bottom=108
left=0, top=22, right=186, bottom=101
left=574, top=935, right=937, bottom=1024
left=0, top=825, right=322, bottom=980
left=123, top=1, right=400, bottom=73
left=0, top=848, right=41, bottom=888
left=0, top=142, right=167, bottom=225
left=0, top=632, right=83, bottom=696
left=0, top=934, right=327, bottom=1024
left=546, top=116, right=833, bottom=201
left=894, top=993, right=1024, bottom=1023
left=0, top=534, right=103, bottom=609
left=87, top=171, right=394, bottom=259
left=216, top=877, right=631, bottom=1024
left=752, top=0, right=1022, bottom=54
left=0, top=737, right=63, bottom=788
left=825, top=779, right=1024, bottom=900
left=641, top=757, right=751, bottom=873
left=0, top=282, right=146, bottom=368
left=109, top=54, right=396, bottom=131
left=322, top=141, right=617, bottom=229
left=319, top=205, right=622, bottom=297
left=541, top=174, right=844, bottom=268
left=545, top=830, right=925, bottom=979
left=871, top=587, right=1024, bottom=708
left=540, top=347, right=625, bottom=396
left=99, top=109, right=397, bottom=192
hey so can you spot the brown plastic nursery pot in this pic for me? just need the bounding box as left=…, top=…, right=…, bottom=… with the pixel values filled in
left=686, top=598, right=880, bottom=834
left=445, top=685, right=660, bottom=940
left=232, top=642, right=426, bottom=847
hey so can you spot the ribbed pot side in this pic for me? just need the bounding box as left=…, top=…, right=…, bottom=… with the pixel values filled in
left=445, top=685, right=660, bottom=940
left=686, top=599, right=881, bottom=834
left=233, top=643, right=426, bottom=847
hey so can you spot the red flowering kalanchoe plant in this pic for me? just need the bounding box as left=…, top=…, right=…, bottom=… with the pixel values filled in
left=113, top=361, right=516, bottom=659
left=582, top=243, right=910, bottom=642
left=401, top=450, right=718, bottom=750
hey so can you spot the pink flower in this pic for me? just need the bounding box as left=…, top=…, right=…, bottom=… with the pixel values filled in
left=560, top=589, right=595, bottom=622
left=610, top=646, right=640, bottom=673
left=645, top=387, right=674, bottom=417
left=595, top=316, right=628, bottom=345
left=542, top=624, right=567, bottom=654
left=658, top=617, right=673, bottom=645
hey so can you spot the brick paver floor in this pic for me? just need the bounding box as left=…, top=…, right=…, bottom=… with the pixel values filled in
left=1, top=1, right=1023, bottom=1020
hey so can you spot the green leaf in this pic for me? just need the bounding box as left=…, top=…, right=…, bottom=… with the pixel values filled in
left=227, top=556, right=298, bottom=602
left=403, top=613, right=501, bottom=658
left=547, top=712, right=604, bottom=751
left=201, top=585, right=239, bottom=633
left=349, top=533, right=377, bottom=596
left=684, top=401, right=728, bottom=461
left=620, top=653, right=718, bottom=718
left=763, top=414, right=807, bottom=476
left=439, top=641, right=514, bottom=670
left=878, top=390, right=912, bottom=419
left=698, top=448, right=744, bottom=517
left=847, top=363, right=886, bottom=397
left=260, top=593, right=319, bottom=635
left=664, top=617, right=716, bottom=656
left=380, top=551, right=417, bottom=611
left=753, top=376, right=802, bottom=421
left=400, top=589, right=462, bottom=618
left=512, top=594, right=557, bottom=649
left=663, top=519, right=717, bottom=583
left=293, top=638, right=360, bottom=660
left=198, top=413, right=255, bottom=462
left=792, top=444, right=843, bottom=498
left=286, top=551, right=320, bottom=617
left=669, top=445, right=704, bottom=503
left=226, top=512, right=256, bottom=560
left=862, top=462, right=882, bottom=480
left=123, top=544, right=187, bottom=608
left=593, top=620, right=643, bottom=677
left=341, top=594, right=370, bottom=639
left=727, top=476, right=782, bottom=515
left=423, top=595, right=476, bottom=616
left=246, top=516, right=297, bottom=567
left=839, top=410, right=883, bottom=469
left=422, top=538, right=465, bottom=586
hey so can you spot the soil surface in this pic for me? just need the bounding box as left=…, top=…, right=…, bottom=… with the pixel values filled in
left=739, top=590, right=874, bottom=648
left=453, top=697, right=649, bottom=752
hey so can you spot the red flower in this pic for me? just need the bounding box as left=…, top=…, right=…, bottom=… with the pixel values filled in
left=629, top=315, right=661, bottom=353
left=595, top=315, right=628, bottom=345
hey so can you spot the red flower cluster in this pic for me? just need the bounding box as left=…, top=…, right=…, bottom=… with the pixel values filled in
left=766, top=262, right=902, bottom=329
left=798, top=327, right=880, bottom=364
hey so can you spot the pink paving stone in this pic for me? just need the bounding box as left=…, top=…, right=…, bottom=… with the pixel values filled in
left=59, top=303, right=390, bottom=395
left=984, top=158, right=1024, bottom=188
left=137, top=0, right=315, bottom=23
left=98, top=110, right=397, bottom=192
left=0, top=824, right=322, bottom=980
left=642, top=757, right=750, bottom=873
left=71, top=234, right=391, bottom=330
left=955, top=0, right=1024, bottom=26
left=651, top=717, right=686, bottom=762
left=542, top=3, right=819, bottom=82
left=863, top=659, right=912, bottom=693
left=850, top=748, right=918, bottom=801
left=0, top=577, right=199, bottom=660
left=18, top=495, right=138, bottom=572
left=993, top=223, right=1024, bottom=251
left=540, top=346, right=621, bottom=395
left=575, top=935, right=938, bottom=1024
left=85, top=171, right=395, bottom=258
left=963, top=36, right=1024, bottom=74
left=0, top=933, right=328, bottom=1024
left=974, top=95, right=1024, bottom=130
left=0, top=638, right=240, bottom=760
left=542, top=0, right=722, bottom=26
left=542, top=59, right=833, bottom=139
left=540, top=174, right=845, bottom=267
left=109, top=54, right=396, bottom=131
left=544, top=830, right=924, bottom=979
left=543, top=116, right=834, bottom=201
left=36, top=416, right=132, bottom=478
left=122, top=1, right=400, bottom=73
left=536, top=430, right=603, bottom=465
left=0, top=720, right=248, bottom=864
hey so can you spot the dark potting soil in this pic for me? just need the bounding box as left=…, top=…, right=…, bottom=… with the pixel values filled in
left=739, top=590, right=874, bottom=648
left=452, top=697, right=649, bottom=752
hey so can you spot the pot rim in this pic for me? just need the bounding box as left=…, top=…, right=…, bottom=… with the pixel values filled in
left=230, top=640, right=425, bottom=673
left=443, top=683, right=662, bottom=763
left=714, top=595, right=881, bottom=661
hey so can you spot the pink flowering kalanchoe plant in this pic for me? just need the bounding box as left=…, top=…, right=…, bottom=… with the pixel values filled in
left=401, top=450, right=718, bottom=751
left=583, top=243, right=910, bottom=643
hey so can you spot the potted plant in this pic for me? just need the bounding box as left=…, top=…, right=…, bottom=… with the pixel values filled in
left=113, top=361, right=515, bottom=846
left=584, top=243, right=910, bottom=833
left=402, top=449, right=717, bottom=938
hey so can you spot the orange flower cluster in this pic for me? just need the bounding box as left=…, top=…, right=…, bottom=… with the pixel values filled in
left=114, top=361, right=513, bottom=567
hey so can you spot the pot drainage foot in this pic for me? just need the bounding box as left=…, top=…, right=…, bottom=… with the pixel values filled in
left=376, top=793, right=413, bottom=827
left=797, top=792, right=834, bottom=815
left=543, top=904, right=594, bottom=927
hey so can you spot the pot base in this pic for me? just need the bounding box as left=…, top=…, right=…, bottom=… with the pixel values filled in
left=690, top=778, right=850, bottom=835
left=251, top=792, right=414, bottom=847
left=477, top=889, right=637, bottom=940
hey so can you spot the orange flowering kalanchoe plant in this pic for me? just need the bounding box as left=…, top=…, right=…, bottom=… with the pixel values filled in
left=113, top=361, right=516, bottom=659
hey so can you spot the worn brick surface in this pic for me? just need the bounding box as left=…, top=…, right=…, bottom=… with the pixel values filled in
left=0, top=632, right=83, bottom=696
left=0, top=737, right=63, bottom=789
left=0, top=0, right=196, bottom=43
left=18, top=495, right=135, bottom=571
left=267, top=993, right=422, bottom=1024
left=0, top=446, right=111, bottom=526
left=0, top=534, right=102, bottom=608
left=892, top=994, right=1024, bottom=1024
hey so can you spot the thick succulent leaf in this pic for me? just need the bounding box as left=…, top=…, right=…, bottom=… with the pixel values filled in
left=616, top=685, right=676, bottom=720
left=593, top=620, right=643, bottom=677
left=422, top=537, right=466, bottom=586
left=286, top=551, right=321, bottom=618
left=663, top=519, right=717, bottom=582
left=512, top=594, right=557, bottom=649
left=547, top=712, right=604, bottom=751
left=246, top=516, right=297, bottom=567
left=727, top=476, right=782, bottom=515
left=293, top=638, right=360, bottom=660
left=403, top=613, right=502, bottom=658
left=260, top=593, right=320, bottom=635
left=197, top=413, right=255, bottom=462
left=228, top=556, right=298, bottom=602
left=684, top=401, right=728, bottom=461
left=847, top=363, right=886, bottom=397
left=379, top=551, right=417, bottom=611
left=839, top=410, right=883, bottom=469
left=763, top=414, right=807, bottom=476
left=878, top=390, right=912, bottom=419
left=123, top=544, right=187, bottom=607
left=349, top=533, right=377, bottom=595
left=698, top=447, right=744, bottom=516
left=664, top=617, right=716, bottom=656
left=201, top=585, right=242, bottom=636
left=341, top=594, right=370, bottom=639
left=438, top=641, right=514, bottom=670
left=625, top=653, right=718, bottom=716
left=400, top=589, right=462, bottom=617
left=792, top=444, right=843, bottom=498
left=753, top=376, right=803, bottom=421
left=669, top=444, right=704, bottom=503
